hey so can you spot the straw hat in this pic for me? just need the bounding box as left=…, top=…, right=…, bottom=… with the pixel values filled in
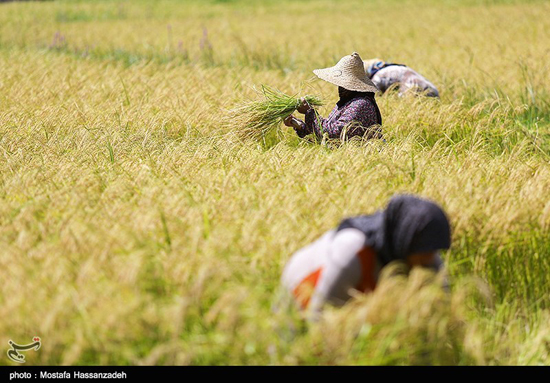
left=313, top=52, right=379, bottom=93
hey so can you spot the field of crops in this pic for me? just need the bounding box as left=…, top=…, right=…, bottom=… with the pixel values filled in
left=1, top=0, right=550, bottom=365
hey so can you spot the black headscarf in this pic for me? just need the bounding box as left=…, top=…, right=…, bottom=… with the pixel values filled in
left=337, top=195, right=451, bottom=266
left=337, top=86, right=382, bottom=125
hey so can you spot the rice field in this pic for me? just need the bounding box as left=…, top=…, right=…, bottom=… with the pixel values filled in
left=1, top=0, right=550, bottom=365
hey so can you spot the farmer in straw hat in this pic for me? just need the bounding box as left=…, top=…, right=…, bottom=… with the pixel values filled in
left=281, top=194, right=451, bottom=317
left=364, top=58, right=440, bottom=98
left=284, top=52, right=383, bottom=140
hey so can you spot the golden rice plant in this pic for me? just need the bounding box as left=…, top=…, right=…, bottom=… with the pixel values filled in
left=1, top=0, right=550, bottom=366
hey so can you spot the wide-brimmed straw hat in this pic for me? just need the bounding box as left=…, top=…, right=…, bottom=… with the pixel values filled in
left=313, top=52, right=379, bottom=93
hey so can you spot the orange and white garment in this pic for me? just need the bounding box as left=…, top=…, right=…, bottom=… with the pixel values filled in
left=281, top=228, right=381, bottom=313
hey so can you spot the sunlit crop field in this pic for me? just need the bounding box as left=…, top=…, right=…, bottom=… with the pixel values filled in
left=1, top=0, right=550, bottom=365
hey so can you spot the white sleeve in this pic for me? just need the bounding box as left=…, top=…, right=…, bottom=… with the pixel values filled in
left=308, top=228, right=366, bottom=314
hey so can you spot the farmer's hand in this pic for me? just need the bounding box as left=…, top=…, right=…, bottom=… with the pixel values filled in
left=296, top=98, right=311, bottom=114
left=284, top=115, right=296, bottom=127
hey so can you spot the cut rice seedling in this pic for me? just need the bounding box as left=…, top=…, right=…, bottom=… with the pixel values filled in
left=228, top=85, right=323, bottom=139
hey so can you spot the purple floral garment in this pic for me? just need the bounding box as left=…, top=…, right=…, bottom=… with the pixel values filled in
left=294, top=97, right=381, bottom=139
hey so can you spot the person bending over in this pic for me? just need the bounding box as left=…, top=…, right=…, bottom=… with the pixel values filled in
left=281, top=194, right=451, bottom=316
left=364, top=58, right=439, bottom=98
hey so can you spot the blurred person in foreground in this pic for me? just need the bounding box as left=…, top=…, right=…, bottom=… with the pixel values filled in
left=364, top=58, right=440, bottom=98
left=284, top=52, right=383, bottom=141
left=280, top=195, right=451, bottom=318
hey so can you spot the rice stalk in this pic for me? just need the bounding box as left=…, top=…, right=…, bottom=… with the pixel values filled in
left=227, top=85, right=323, bottom=139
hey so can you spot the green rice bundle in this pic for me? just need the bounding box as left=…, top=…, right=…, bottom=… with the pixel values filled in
left=229, top=85, right=323, bottom=139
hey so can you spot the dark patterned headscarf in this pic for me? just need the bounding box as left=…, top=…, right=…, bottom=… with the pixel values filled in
left=337, top=195, right=451, bottom=266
